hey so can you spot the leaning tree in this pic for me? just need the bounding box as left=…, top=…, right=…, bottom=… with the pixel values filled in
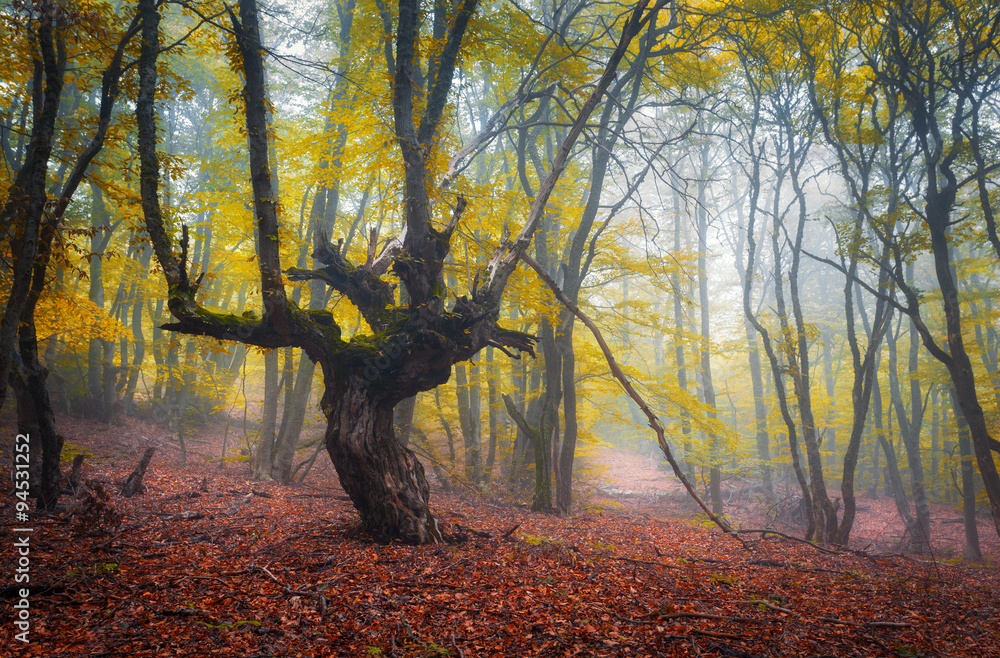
left=137, top=0, right=667, bottom=543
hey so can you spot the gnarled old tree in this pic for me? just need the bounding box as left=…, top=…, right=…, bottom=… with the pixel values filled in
left=137, top=0, right=665, bottom=543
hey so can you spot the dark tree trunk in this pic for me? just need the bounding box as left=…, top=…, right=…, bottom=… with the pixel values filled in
left=324, top=376, right=441, bottom=544
left=912, top=195, right=1000, bottom=538
left=950, top=387, right=982, bottom=561
left=13, top=206, right=64, bottom=510
left=253, top=349, right=280, bottom=479
left=731, top=169, right=772, bottom=501
left=555, top=336, right=577, bottom=514
left=0, top=8, right=64, bottom=412
left=12, top=324, right=63, bottom=511
left=834, top=271, right=890, bottom=545
left=887, top=314, right=931, bottom=553
left=485, top=346, right=500, bottom=483
left=535, top=319, right=557, bottom=513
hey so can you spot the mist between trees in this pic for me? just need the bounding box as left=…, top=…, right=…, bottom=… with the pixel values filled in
left=3, top=0, right=1000, bottom=551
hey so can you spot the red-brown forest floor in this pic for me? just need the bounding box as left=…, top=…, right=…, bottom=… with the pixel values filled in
left=2, top=414, right=1000, bottom=657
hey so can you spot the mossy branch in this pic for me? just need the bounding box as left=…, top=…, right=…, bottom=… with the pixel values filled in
left=287, top=228, right=397, bottom=331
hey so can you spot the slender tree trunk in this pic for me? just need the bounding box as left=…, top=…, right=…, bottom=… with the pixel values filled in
left=877, top=431, right=919, bottom=544
left=87, top=182, right=112, bottom=417
left=673, top=185, right=694, bottom=482
left=455, top=361, right=482, bottom=484
left=273, top=353, right=315, bottom=482
left=275, top=347, right=295, bottom=442
left=556, top=330, right=577, bottom=513
left=151, top=299, right=165, bottom=402
left=485, top=346, right=500, bottom=483
left=730, top=170, right=772, bottom=499
left=123, top=246, right=151, bottom=413
left=950, top=387, right=982, bottom=561
left=742, top=126, right=814, bottom=540
left=930, top=388, right=940, bottom=501
left=253, top=349, right=280, bottom=479
left=822, top=325, right=836, bottom=474
left=533, top=319, right=557, bottom=512
left=887, top=315, right=931, bottom=553
left=834, top=267, right=890, bottom=545
left=694, top=161, right=722, bottom=516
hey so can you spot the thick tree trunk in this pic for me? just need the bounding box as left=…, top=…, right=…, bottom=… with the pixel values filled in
left=133, top=0, right=640, bottom=547
left=325, top=378, right=441, bottom=544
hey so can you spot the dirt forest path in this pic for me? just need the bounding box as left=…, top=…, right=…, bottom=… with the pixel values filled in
left=582, top=445, right=1000, bottom=561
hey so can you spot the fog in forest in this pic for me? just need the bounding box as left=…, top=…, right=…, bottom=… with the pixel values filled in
left=4, top=0, right=1000, bottom=558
